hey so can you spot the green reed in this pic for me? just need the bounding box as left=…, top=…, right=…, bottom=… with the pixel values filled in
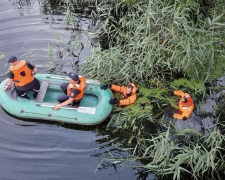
left=55, top=0, right=225, bottom=179
left=101, top=123, right=225, bottom=180
left=0, top=52, right=5, bottom=60
left=80, top=0, right=225, bottom=85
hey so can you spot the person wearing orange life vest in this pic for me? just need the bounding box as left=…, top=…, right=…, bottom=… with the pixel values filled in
left=173, top=90, right=194, bottom=120
left=3, top=56, right=40, bottom=100
left=53, top=72, right=86, bottom=110
left=101, top=83, right=138, bottom=105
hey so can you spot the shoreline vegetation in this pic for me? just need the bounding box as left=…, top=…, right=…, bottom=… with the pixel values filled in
left=52, top=0, right=225, bottom=179
left=78, top=0, right=225, bottom=179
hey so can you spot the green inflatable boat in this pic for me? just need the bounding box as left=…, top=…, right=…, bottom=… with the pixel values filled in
left=0, top=74, right=113, bottom=125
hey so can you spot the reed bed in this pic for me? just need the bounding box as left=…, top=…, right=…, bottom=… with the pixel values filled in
left=80, top=0, right=225, bottom=85
left=138, top=123, right=225, bottom=180
left=54, top=0, right=225, bottom=179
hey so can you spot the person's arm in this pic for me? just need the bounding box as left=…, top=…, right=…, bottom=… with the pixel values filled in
left=111, top=84, right=124, bottom=93
left=79, top=76, right=86, bottom=89
left=119, top=94, right=137, bottom=105
left=4, top=71, right=14, bottom=90
left=173, top=90, right=184, bottom=97
left=173, top=110, right=191, bottom=120
left=32, top=67, right=38, bottom=75
left=53, top=89, right=81, bottom=110
left=53, top=97, right=74, bottom=110
left=4, top=78, right=13, bottom=90
left=26, top=62, right=38, bottom=75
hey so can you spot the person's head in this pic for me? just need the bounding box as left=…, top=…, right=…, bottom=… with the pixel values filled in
left=182, top=96, right=188, bottom=103
left=68, top=72, right=79, bottom=82
left=7, top=56, right=18, bottom=65
left=181, top=95, right=193, bottom=106
left=126, top=84, right=133, bottom=94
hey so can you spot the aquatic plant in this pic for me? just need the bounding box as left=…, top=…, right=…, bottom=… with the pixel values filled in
left=100, top=123, right=225, bottom=180
left=81, top=0, right=225, bottom=85
left=55, top=0, right=225, bottom=179
left=0, top=52, right=5, bottom=60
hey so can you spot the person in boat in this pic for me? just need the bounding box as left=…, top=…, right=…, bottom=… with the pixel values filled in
left=173, top=90, right=194, bottom=120
left=101, top=83, right=138, bottom=106
left=3, top=56, right=40, bottom=100
left=53, top=72, right=86, bottom=110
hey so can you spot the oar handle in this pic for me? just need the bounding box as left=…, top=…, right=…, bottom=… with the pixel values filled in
left=46, top=76, right=67, bottom=80
left=36, top=104, right=77, bottom=110
left=36, top=104, right=96, bottom=114
left=45, top=76, right=100, bottom=84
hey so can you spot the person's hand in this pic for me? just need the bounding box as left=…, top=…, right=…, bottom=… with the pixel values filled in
left=100, top=84, right=111, bottom=90
left=53, top=104, right=62, bottom=110
left=169, top=91, right=174, bottom=96
left=4, top=84, right=10, bottom=91
left=109, top=98, right=119, bottom=105
left=100, top=85, right=108, bottom=90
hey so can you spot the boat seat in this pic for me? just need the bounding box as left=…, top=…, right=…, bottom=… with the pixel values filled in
left=35, top=80, right=49, bottom=103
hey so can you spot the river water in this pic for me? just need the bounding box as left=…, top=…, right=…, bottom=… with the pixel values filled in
left=0, top=1, right=152, bottom=179
left=0, top=0, right=223, bottom=180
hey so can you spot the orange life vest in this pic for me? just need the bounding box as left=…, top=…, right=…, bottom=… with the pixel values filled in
left=9, top=60, right=34, bottom=87
left=173, top=90, right=194, bottom=120
left=111, top=83, right=138, bottom=105
left=67, top=75, right=86, bottom=101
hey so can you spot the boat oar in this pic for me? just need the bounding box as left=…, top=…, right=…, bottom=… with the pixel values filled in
left=46, top=76, right=100, bottom=85
left=36, top=104, right=96, bottom=115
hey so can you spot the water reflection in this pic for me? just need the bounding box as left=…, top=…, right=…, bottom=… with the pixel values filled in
left=9, top=0, right=62, bottom=15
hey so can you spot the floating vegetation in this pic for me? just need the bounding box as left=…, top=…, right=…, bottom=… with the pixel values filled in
left=0, top=52, right=5, bottom=60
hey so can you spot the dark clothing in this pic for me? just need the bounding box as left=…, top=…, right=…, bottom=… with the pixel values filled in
left=9, top=62, right=34, bottom=79
left=16, top=78, right=40, bottom=98
left=57, top=83, right=81, bottom=103
left=15, top=78, right=40, bottom=91
left=9, top=62, right=39, bottom=99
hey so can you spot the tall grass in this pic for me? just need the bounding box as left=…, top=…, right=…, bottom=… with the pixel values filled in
left=99, top=124, right=224, bottom=180
left=80, top=0, right=225, bottom=85
left=54, top=0, right=225, bottom=179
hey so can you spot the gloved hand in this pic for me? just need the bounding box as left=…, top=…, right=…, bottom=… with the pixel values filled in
left=169, top=91, right=174, bottom=96
left=183, top=116, right=187, bottom=120
left=109, top=98, right=119, bottom=105
left=100, top=84, right=111, bottom=90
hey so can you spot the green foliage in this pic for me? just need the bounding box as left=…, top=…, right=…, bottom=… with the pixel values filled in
left=60, top=0, right=225, bottom=179
left=137, top=124, right=224, bottom=179
left=0, top=52, right=5, bottom=60
left=81, top=0, right=225, bottom=85
left=170, top=78, right=206, bottom=95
